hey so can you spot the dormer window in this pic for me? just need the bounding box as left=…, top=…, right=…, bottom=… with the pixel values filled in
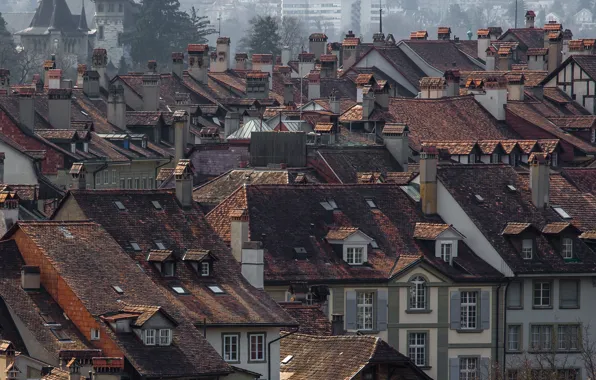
left=562, top=238, right=573, bottom=259
left=159, top=329, right=172, bottom=345
left=163, top=261, right=175, bottom=277
left=346, top=247, right=364, bottom=265
left=440, top=242, right=453, bottom=263
left=83, top=142, right=89, bottom=153
left=142, top=329, right=156, bottom=345
left=201, top=262, right=210, bottom=276
left=70, top=143, right=76, bottom=153
left=413, top=223, right=465, bottom=265
left=183, top=249, right=217, bottom=276
left=522, top=239, right=533, bottom=259
left=326, top=227, right=373, bottom=266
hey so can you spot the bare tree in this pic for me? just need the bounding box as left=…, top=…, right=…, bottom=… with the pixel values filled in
left=280, top=17, right=308, bottom=58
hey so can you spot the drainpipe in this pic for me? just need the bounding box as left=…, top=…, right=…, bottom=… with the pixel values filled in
left=502, top=278, right=513, bottom=379
left=268, top=328, right=299, bottom=380
left=495, top=282, right=502, bottom=365
left=91, top=162, right=108, bottom=189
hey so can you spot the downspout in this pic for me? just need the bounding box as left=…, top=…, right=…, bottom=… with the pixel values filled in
left=91, top=162, right=108, bottom=190
left=502, top=278, right=513, bottom=379
left=268, top=328, right=299, bottom=380
left=495, top=282, right=502, bottom=365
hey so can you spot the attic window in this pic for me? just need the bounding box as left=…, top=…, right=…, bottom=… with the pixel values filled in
left=171, top=286, right=189, bottom=295
left=114, top=201, right=126, bottom=211
left=155, top=240, right=167, bottom=250
left=282, top=355, right=293, bottom=364
left=320, top=200, right=338, bottom=211
left=327, top=199, right=338, bottom=209
left=58, top=226, right=73, bottom=239
left=553, top=206, right=571, bottom=219
left=371, top=240, right=379, bottom=249
left=51, top=328, right=72, bottom=343
left=152, top=201, right=162, bottom=210
left=40, top=313, right=60, bottom=327
left=294, top=247, right=307, bottom=260
left=207, top=285, right=224, bottom=294
left=507, top=185, right=517, bottom=192
left=365, top=199, right=377, bottom=208
left=400, top=186, right=421, bottom=202
left=475, top=194, right=484, bottom=203
left=130, top=242, right=141, bottom=251
left=112, top=285, right=124, bottom=294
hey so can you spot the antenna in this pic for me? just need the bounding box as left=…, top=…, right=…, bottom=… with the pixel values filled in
left=217, top=13, right=222, bottom=36
left=379, top=0, right=383, bottom=34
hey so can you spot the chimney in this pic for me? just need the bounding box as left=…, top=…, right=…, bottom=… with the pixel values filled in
left=43, top=58, right=56, bottom=88
left=142, top=61, right=160, bottom=111
left=383, top=124, right=409, bottom=171
left=107, top=85, right=126, bottom=130
left=252, top=55, right=273, bottom=90
left=409, top=31, right=429, bottom=40
left=174, top=159, right=194, bottom=208
left=331, top=314, right=345, bottom=335
left=309, top=33, right=328, bottom=60
left=173, top=110, right=188, bottom=164
left=373, top=32, right=386, bottom=46
left=283, top=82, right=294, bottom=106
left=246, top=71, right=269, bottom=99
left=68, top=359, right=81, bottom=380
left=91, top=48, right=108, bottom=91
left=525, top=10, right=536, bottom=28
left=498, top=48, right=513, bottom=70
left=83, top=71, right=100, bottom=98
left=47, top=69, right=62, bottom=89
left=477, top=29, right=490, bottom=62
left=187, top=44, right=210, bottom=84
left=320, top=54, right=338, bottom=78
left=362, top=90, right=375, bottom=120
left=230, top=208, right=249, bottom=262
left=420, top=147, right=438, bottom=215
left=472, top=76, right=507, bottom=120
left=374, top=83, right=389, bottom=109
left=485, top=46, right=496, bottom=70
left=18, top=88, right=35, bottom=131
left=526, top=48, right=548, bottom=70
left=547, top=32, right=563, bottom=73
left=330, top=94, right=340, bottom=114
left=307, top=71, right=320, bottom=100
left=48, top=89, right=72, bottom=129
left=507, top=74, right=525, bottom=101
left=530, top=153, right=550, bottom=208
left=213, top=37, right=231, bottom=73
left=298, top=52, right=316, bottom=77
left=419, top=77, right=447, bottom=99
left=224, top=112, right=240, bottom=137
left=0, top=153, right=4, bottom=183
left=172, top=52, right=184, bottom=78
left=76, top=64, right=86, bottom=87
left=438, top=27, right=451, bottom=40
left=488, top=27, right=503, bottom=40
left=241, top=241, right=264, bottom=289
left=281, top=46, right=291, bottom=66
left=561, top=29, right=573, bottom=60
left=0, top=69, right=9, bottom=95
left=444, top=70, right=460, bottom=96
left=543, top=21, right=562, bottom=48
left=175, top=92, right=192, bottom=144
left=342, top=32, right=360, bottom=70
left=69, top=163, right=87, bottom=190
left=21, top=265, right=40, bottom=290
left=235, top=53, right=248, bottom=70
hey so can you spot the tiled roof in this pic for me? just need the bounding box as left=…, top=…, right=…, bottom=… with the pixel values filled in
left=400, top=40, right=483, bottom=71
left=498, top=28, right=545, bottom=49
left=326, top=227, right=359, bottom=240
left=8, top=221, right=231, bottom=377
left=279, top=303, right=332, bottom=336
left=41, top=368, right=69, bottom=380
left=356, top=172, right=415, bottom=184
left=206, top=184, right=502, bottom=283
left=438, top=165, right=596, bottom=274
left=316, top=147, right=402, bottom=183
left=548, top=116, right=596, bottom=130
left=561, top=168, right=596, bottom=196
left=57, top=190, right=295, bottom=327
left=542, top=222, right=572, bottom=234
left=280, top=334, right=430, bottom=380
left=413, top=223, right=451, bottom=239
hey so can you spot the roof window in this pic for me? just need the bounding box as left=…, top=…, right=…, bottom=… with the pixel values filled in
left=112, top=285, right=124, bottom=294
left=155, top=240, right=167, bottom=250
left=152, top=201, right=162, bottom=210
left=207, top=285, right=224, bottom=294
left=171, top=286, right=188, bottom=295
left=320, top=199, right=338, bottom=211
left=130, top=242, right=141, bottom=251
left=282, top=355, right=293, bottom=364
left=58, top=226, right=73, bottom=239
left=507, top=184, right=517, bottom=192
left=400, top=186, right=420, bottom=202
left=51, top=328, right=72, bottom=342
left=365, top=198, right=377, bottom=208
left=475, top=194, right=484, bottom=203
left=40, top=313, right=60, bottom=327
left=114, top=201, right=126, bottom=211
left=553, top=206, right=571, bottom=219
left=294, top=247, right=307, bottom=260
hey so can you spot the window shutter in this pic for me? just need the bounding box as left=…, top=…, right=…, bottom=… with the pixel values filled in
left=376, top=289, right=388, bottom=331
left=449, top=358, right=460, bottom=380
left=345, top=290, right=357, bottom=330
left=450, top=291, right=461, bottom=330
left=480, top=357, right=490, bottom=380
left=560, top=280, right=578, bottom=308
left=507, top=282, right=521, bottom=308
left=481, top=291, right=490, bottom=330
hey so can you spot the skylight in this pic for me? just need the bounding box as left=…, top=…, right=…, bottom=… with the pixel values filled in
left=171, top=286, right=188, bottom=295
left=400, top=186, right=421, bottom=202
left=58, top=226, right=73, bottom=239
left=475, top=194, right=484, bottom=202
left=371, top=241, right=379, bottom=249
left=152, top=201, right=162, bottom=210
left=213, top=117, right=220, bottom=126
left=366, top=199, right=377, bottom=208
left=320, top=201, right=334, bottom=211
left=207, top=285, right=224, bottom=294
left=155, top=240, right=167, bottom=250
left=327, top=199, right=338, bottom=209
left=282, top=355, right=294, bottom=364
left=553, top=206, right=572, bottom=219
left=507, top=184, right=517, bottom=192
left=114, top=201, right=126, bottom=211
left=112, top=285, right=124, bottom=294
left=80, top=111, right=89, bottom=117
left=51, top=328, right=72, bottom=342
left=130, top=242, right=141, bottom=251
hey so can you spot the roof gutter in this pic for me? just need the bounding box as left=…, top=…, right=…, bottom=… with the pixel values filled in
left=268, top=327, right=298, bottom=380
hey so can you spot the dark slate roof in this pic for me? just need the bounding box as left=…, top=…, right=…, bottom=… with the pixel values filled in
left=562, top=168, right=596, bottom=196
left=207, top=184, right=502, bottom=284
left=316, top=146, right=403, bottom=183
left=19, top=0, right=82, bottom=35
left=279, top=303, right=332, bottom=336
left=400, top=40, right=484, bottom=72
left=437, top=165, right=596, bottom=274
left=280, top=334, right=432, bottom=380
left=354, top=47, right=428, bottom=91
left=498, top=28, right=546, bottom=50
left=6, top=221, right=231, bottom=377
left=56, top=190, right=295, bottom=327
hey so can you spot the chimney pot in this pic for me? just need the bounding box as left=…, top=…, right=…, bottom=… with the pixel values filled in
left=331, top=314, right=345, bottom=335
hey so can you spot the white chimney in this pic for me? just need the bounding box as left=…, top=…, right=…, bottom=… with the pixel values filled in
left=383, top=124, right=409, bottom=171
left=472, top=77, right=507, bottom=120
left=241, top=241, right=264, bottom=289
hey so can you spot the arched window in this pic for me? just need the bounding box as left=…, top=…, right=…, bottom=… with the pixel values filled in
left=409, top=276, right=427, bottom=310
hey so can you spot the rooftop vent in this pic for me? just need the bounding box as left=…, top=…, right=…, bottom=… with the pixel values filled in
left=58, top=226, right=73, bottom=239
left=114, top=201, right=126, bottom=211
left=112, top=285, right=124, bottom=294
left=152, top=201, right=162, bottom=210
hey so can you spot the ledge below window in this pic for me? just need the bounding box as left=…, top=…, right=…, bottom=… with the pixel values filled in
left=418, top=366, right=432, bottom=370
left=405, top=309, right=433, bottom=314
left=356, top=329, right=380, bottom=335
left=456, top=328, right=484, bottom=333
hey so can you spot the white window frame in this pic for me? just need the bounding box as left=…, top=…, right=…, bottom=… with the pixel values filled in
left=491, top=153, right=500, bottom=163
left=346, top=247, right=364, bottom=265
left=460, top=291, right=478, bottom=330
left=91, top=328, right=100, bottom=341
left=459, top=357, right=478, bottom=380
left=201, top=262, right=210, bottom=276
left=159, top=329, right=172, bottom=346
left=508, top=325, right=520, bottom=351
left=562, top=238, right=573, bottom=259
left=522, top=239, right=533, bottom=259
left=356, top=291, right=374, bottom=331
left=408, top=332, right=426, bottom=366
left=103, top=170, right=109, bottom=185
left=533, top=281, right=551, bottom=308
left=558, top=325, right=579, bottom=351
left=440, top=241, right=452, bottom=263
left=143, top=329, right=156, bottom=345
left=531, top=325, right=552, bottom=351
left=551, top=152, right=558, bottom=167
left=162, top=261, right=175, bottom=277
left=70, top=143, right=76, bottom=153
left=223, top=334, right=239, bottom=362
left=112, top=170, right=117, bottom=184
left=591, top=128, right=595, bottom=143
left=249, top=333, right=266, bottom=362
left=409, top=276, right=427, bottom=310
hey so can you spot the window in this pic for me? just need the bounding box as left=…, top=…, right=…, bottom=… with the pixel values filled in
left=142, top=178, right=148, bottom=189
left=249, top=333, right=265, bottom=361
left=103, top=170, right=109, bottom=185
left=83, top=142, right=89, bottom=152
left=171, top=286, right=187, bottom=294
left=134, top=178, right=140, bottom=189
left=356, top=292, right=374, bottom=330
left=459, top=357, right=478, bottom=380
left=508, top=325, right=520, bottom=351
left=365, top=199, right=377, bottom=208
left=223, top=334, right=239, bottom=362
left=533, top=281, right=552, bottom=308
left=409, top=276, right=427, bottom=310
left=159, top=329, right=172, bottom=346
left=118, top=3, right=123, bottom=12
left=149, top=178, right=154, bottom=189
left=130, top=242, right=141, bottom=251
left=127, top=178, right=132, bottom=189
left=591, top=128, right=595, bottom=143
left=522, top=239, right=533, bottom=259
left=491, top=153, right=500, bottom=163
left=201, top=262, right=210, bottom=276
left=469, top=153, right=476, bottom=164
left=70, top=143, right=76, bottom=153
left=98, top=25, right=104, bottom=40
left=112, top=170, right=117, bottom=184
left=208, top=285, right=224, bottom=294
left=531, top=325, right=552, bottom=351
left=551, top=152, right=558, bottom=167
left=346, top=247, right=364, bottom=265
left=95, top=174, right=101, bottom=186
left=460, top=291, right=477, bottom=330
left=440, top=242, right=452, bottom=263
left=408, top=332, right=427, bottom=366
left=155, top=240, right=167, bottom=250
left=553, top=206, right=572, bottom=219
left=162, top=262, right=175, bottom=277
left=108, top=3, right=114, bottom=12
left=112, top=285, right=124, bottom=294
left=507, top=282, right=522, bottom=309
left=562, top=238, right=574, bottom=259
left=114, top=201, right=126, bottom=211
left=559, top=280, right=579, bottom=309
left=152, top=201, right=162, bottom=210
left=143, top=329, right=156, bottom=345
left=558, top=325, right=579, bottom=351
left=91, top=328, right=100, bottom=341
left=97, top=3, right=104, bottom=12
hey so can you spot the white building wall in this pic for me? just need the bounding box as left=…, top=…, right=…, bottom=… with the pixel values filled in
left=0, top=141, right=38, bottom=185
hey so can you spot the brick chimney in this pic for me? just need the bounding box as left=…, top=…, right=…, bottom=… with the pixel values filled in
left=235, top=53, right=248, bottom=70
left=0, top=69, right=10, bottom=95
left=383, top=124, right=409, bottom=171
left=76, top=64, right=86, bottom=87
left=174, top=159, right=194, bottom=208
left=530, top=153, right=550, bottom=208
left=213, top=37, right=231, bottom=73
left=224, top=112, right=240, bottom=137
left=172, top=52, right=184, bottom=78
left=477, top=29, right=490, bottom=62
left=246, top=71, right=269, bottom=99
left=342, top=31, right=360, bottom=70
left=309, top=33, right=328, bottom=60
left=281, top=46, right=291, bottom=66
left=298, top=52, right=316, bottom=77
left=525, top=10, right=536, bottom=28
left=420, top=146, right=438, bottom=215
left=187, top=44, right=210, bottom=84
left=108, top=85, right=126, bottom=130
left=91, top=48, right=108, bottom=91
left=547, top=32, right=563, bottom=73
left=419, top=77, right=447, bottom=98
left=252, top=55, right=273, bottom=90
left=142, top=61, right=160, bottom=111
left=241, top=241, right=264, bottom=289
left=230, top=208, right=249, bottom=262
left=48, top=89, right=72, bottom=129
left=175, top=92, right=192, bottom=144
left=69, top=163, right=87, bottom=190
left=307, top=71, right=320, bottom=100
left=21, top=265, right=40, bottom=290
left=18, top=88, right=35, bottom=131
left=438, top=27, right=451, bottom=40
left=320, top=54, right=338, bottom=78
left=507, top=73, right=525, bottom=101
left=173, top=110, right=188, bottom=164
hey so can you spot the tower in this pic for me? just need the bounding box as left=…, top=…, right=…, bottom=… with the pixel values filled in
left=93, top=0, right=132, bottom=68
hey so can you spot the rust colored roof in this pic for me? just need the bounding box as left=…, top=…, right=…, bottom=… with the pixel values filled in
left=309, top=33, right=328, bottom=40
left=502, top=222, right=533, bottom=235
left=548, top=116, right=596, bottom=130
left=580, top=231, right=596, bottom=239
left=246, top=71, right=269, bottom=79
left=544, top=22, right=562, bottom=31
left=173, top=159, right=192, bottom=176
left=438, top=27, right=451, bottom=34
left=146, top=249, right=173, bottom=262
left=409, top=31, right=428, bottom=39
left=478, top=29, right=490, bottom=37
left=355, top=73, right=374, bottom=86
left=419, top=77, right=446, bottom=88
left=413, top=223, right=450, bottom=239
left=279, top=303, right=332, bottom=335
left=325, top=227, right=359, bottom=240
left=542, top=222, right=572, bottom=234
left=383, top=123, right=407, bottom=134
left=187, top=44, right=209, bottom=52
left=568, top=40, right=585, bottom=51
left=421, top=141, right=477, bottom=155
left=342, top=37, right=360, bottom=46
left=314, top=122, right=333, bottom=132
left=182, top=249, right=212, bottom=262
left=320, top=54, right=337, bottom=62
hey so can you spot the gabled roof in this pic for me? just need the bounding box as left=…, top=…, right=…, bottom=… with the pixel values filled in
left=413, top=223, right=464, bottom=239
left=399, top=40, right=484, bottom=72
left=17, top=0, right=82, bottom=35
left=498, top=28, right=546, bottom=50
left=279, top=303, right=332, bottom=336
left=315, top=146, right=402, bottom=183
left=541, top=55, right=596, bottom=85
